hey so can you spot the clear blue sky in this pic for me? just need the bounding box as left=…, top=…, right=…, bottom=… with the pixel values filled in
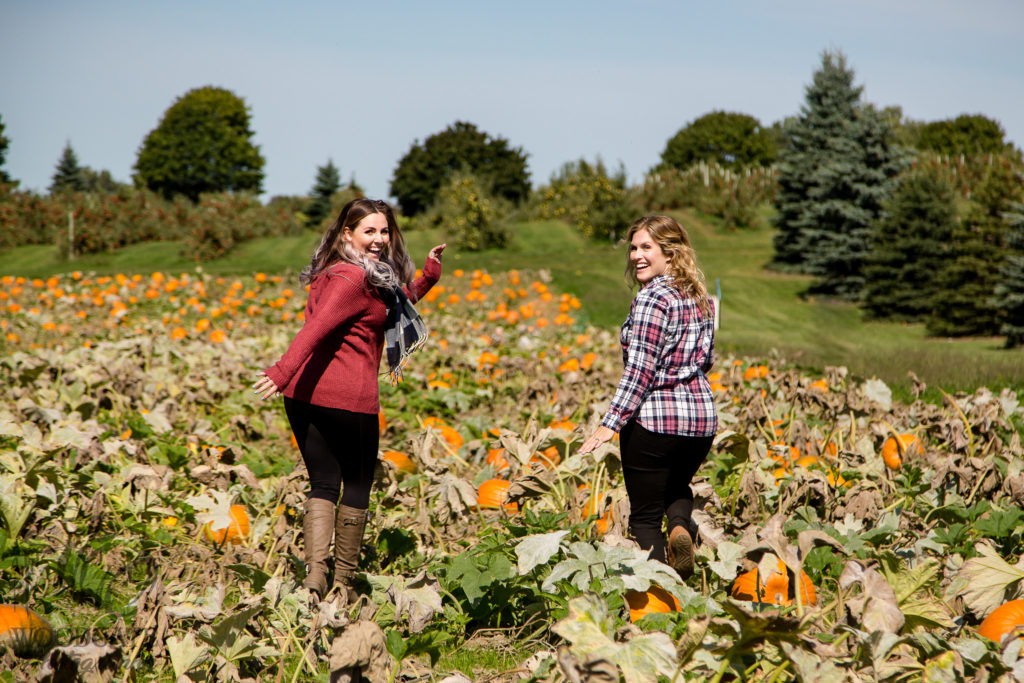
left=2, top=0, right=1022, bottom=202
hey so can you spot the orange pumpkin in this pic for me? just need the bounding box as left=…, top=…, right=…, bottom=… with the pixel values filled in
left=381, top=450, right=417, bottom=474
left=529, top=445, right=561, bottom=469
left=881, top=433, right=922, bottom=469
left=794, top=455, right=822, bottom=470
left=202, top=504, right=250, bottom=545
left=826, top=469, right=850, bottom=488
left=576, top=484, right=606, bottom=518
left=595, top=508, right=613, bottom=534
left=731, top=557, right=816, bottom=606
left=477, top=479, right=518, bottom=513
left=377, top=411, right=387, bottom=436
left=978, top=599, right=1024, bottom=643
left=486, top=448, right=511, bottom=474
left=0, top=604, right=57, bottom=658
left=625, top=585, right=681, bottom=622
left=744, top=364, right=769, bottom=381
left=429, top=423, right=464, bottom=450
left=769, top=443, right=800, bottom=462
left=809, top=379, right=829, bottom=392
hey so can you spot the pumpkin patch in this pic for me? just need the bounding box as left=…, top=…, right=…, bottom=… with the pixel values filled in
left=0, top=265, right=1020, bottom=680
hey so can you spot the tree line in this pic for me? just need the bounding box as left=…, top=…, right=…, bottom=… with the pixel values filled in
left=1, top=52, right=1021, bottom=346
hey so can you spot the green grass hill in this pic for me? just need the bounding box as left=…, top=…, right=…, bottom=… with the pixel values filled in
left=2, top=210, right=1021, bottom=399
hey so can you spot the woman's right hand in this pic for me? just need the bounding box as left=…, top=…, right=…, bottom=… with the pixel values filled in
left=428, top=243, right=447, bottom=263
left=252, top=371, right=280, bottom=400
left=579, top=425, right=615, bottom=454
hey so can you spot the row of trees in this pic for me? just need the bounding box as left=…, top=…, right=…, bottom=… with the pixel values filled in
left=3, top=85, right=1012, bottom=222
left=2, top=64, right=1021, bottom=344
left=769, top=51, right=1023, bottom=346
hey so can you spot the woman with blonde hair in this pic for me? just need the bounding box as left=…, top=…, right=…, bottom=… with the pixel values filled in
left=580, top=215, right=717, bottom=579
left=253, top=198, right=445, bottom=601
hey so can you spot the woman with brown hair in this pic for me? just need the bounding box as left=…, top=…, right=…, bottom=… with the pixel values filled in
left=579, top=215, right=717, bottom=579
left=253, top=197, right=445, bottom=600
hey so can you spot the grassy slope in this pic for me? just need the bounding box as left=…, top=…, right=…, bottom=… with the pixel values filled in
left=3, top=213, right=1021, bottom=396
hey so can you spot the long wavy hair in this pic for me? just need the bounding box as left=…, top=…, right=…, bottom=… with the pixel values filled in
left=300, top=198, right=415, bottom=288
left=625, top=215, right=712, bottom=317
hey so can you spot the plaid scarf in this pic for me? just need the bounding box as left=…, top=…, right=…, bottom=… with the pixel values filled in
left=381, top=287, right=427, bottom=383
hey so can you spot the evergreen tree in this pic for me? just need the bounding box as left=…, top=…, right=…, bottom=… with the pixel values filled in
left=991, top=202, right=1024, bottom=348
left=771, top=51, right=908, bottom=299
left=928, top=160, right=1024, bottom=337
left=0, top=114, right=12, bottom=184
left=862, top=168, right=957, bottom=321
left=134, top=86, right=264, bottom=201
left=80, top=167, right=127, bottom=194
left=50, top=141, right=86, bottom=193
left=306, top=160, right=341, bottom=229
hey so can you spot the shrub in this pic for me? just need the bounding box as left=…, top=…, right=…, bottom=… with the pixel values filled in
left=529, top=159, right=636, bottom=241
left=0, top=186, right=63, bottom=250
left=180, top=193, right=295, bottom=261
left=639, top=163, right=776, bottom=229
left=418, top=171, right=510, bottom=251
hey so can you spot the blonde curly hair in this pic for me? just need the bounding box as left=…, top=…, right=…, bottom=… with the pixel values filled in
left=624, top=215, right=712, bottom=317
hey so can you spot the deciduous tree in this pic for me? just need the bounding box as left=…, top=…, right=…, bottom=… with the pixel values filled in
left=390, top=121, right=529, bottom=216
left=660, top=110, right=777, bottom=170
left=134, top=86, right=265, bottom=202
left=918, top=114, right=1012, bottom=156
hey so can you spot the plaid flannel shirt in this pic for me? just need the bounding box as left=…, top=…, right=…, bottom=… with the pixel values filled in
left=601, top=275, right=717, bottom=437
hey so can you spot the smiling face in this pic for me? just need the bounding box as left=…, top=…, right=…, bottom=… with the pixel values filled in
left=343, top=212, right=390, bottom=260
left=629, top=228, right=669, bottom=284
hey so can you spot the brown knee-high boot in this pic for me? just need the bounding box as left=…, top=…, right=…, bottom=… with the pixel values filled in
left=333, top=505, right=367, bottom=600
left=302, top=498, right=336, bottom=598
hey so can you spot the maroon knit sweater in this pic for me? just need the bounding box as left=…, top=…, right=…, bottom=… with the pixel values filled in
left=264, top=258, right=441, bottom=414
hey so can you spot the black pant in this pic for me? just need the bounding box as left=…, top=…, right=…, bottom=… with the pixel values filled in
left=283, top=397, right=379, bottom=509
left=620, top=420, right=713, bottom=563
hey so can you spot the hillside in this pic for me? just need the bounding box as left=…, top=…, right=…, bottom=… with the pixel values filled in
left=2, top=211, right=1021, bottom=397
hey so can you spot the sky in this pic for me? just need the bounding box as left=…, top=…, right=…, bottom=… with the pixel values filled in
left=2, top=1, right=1023, bottom=203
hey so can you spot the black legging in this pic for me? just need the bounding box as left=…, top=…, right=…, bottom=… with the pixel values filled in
left=283, top=397, right=379, bottom=509
left=620, top=420, right=713, bottom=563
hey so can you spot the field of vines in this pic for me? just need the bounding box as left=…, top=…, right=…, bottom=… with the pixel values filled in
left=2, top=265, right=1024, bottom=682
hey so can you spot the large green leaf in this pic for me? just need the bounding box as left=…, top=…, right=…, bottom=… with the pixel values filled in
left=166, top=633, right=212, bottom=679
left=552, top=594, right=678, bottom=683
left=954, top=542, right=1024, bottom=617
left=514, top=529, right=569, bottom=575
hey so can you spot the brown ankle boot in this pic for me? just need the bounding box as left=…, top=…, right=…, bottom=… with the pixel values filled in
left=302, top=498, right=336, bottom=598
left=333, top=505, right=367, bottom=600
left=667, top=524, right=695, bottom=579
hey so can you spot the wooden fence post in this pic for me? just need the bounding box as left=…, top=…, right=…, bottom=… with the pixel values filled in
left=68, top=211, right=75, bottom=261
